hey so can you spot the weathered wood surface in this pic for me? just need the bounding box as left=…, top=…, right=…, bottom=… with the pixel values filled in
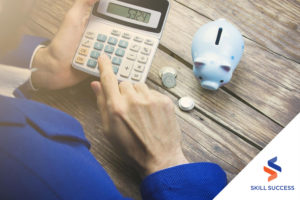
left=162, top=1, right=300, bottom=126
left=23, top=0, right=300, bottom=199
left=177, top=0, right=300, bottom=62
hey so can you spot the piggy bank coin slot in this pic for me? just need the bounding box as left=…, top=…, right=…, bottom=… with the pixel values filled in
left=215, top=28, right=223, bottom=45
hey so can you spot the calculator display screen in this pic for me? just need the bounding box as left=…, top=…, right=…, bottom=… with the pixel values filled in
left=107, top=3, right=151, bottom=24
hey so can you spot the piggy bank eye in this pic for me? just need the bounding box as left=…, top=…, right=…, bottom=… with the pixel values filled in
left=195, top=62, right=205, bottom=68
left=221, top=65, right=231, bottom=72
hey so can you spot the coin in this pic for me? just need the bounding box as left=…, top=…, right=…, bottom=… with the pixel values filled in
left=159, top=67, right=177, bottom=78
left=178, top=96, right=195, bottom=111
left=162, top=72, right=176, bottom=88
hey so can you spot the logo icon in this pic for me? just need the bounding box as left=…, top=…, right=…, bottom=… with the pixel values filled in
left=263, top=156, right=282, bottom=182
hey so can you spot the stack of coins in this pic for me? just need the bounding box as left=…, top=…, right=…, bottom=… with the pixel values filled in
left=159, top=67, right=177, bottom=89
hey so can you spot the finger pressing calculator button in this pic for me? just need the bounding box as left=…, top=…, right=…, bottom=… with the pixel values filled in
left=134, top=63, right=145, bottom=72
left=90, top=51, right=100, bottom=59
left=130, top=44, right=141, bottom=52
left=112, top=65, right=119, bottom=74
left=127, top=52, right=137, bottom=61
left=94, top=42, right=104, bottom=51
left=104, top=45, right=115, bottom=54
left=134, top=36, right=143, bottom=43
left=145, top=39, right=154, bottom=46
left=79, top=47, right=89, bottom=56
left=75, top=56, right=85, bottom=65
left=138, top=55, right=148, bottom=64
left=87, top=59, right=97, bottom=68
left=111, top=30, right=121, bottom=36
left=112, top=57, right=122, bottom=66
left=115, top=48, right=125, bottom=57
left=141, top=47, right=151, bottom=55
left=131, top=71, right=142, bottom=81
left=108, top=37, right=118, bottom=45
left=119, top=40, right=129, bottom=49
left=97, top=34, right=107, bottom=42
left=85, top=31, right=96, bottom=39
left=120, top=61, right=134, bottom=78
left=122, top=33, right=131, bottom=39
left=82, top=39, right=92, bottom=48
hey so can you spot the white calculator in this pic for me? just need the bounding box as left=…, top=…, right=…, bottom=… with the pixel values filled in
left=72, top=0, right=170, bottom=83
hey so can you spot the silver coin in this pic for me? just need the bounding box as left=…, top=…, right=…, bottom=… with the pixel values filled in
left=178, top=96, right=195, bottom=111
left=159, top=67, right=177, bottom=78
left=162, top=72, right=176, bottom=88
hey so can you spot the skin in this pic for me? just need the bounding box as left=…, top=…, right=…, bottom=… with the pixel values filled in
left=1, top=0, right=189, bottom=178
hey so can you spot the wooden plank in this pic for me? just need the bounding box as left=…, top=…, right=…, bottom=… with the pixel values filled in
left=26, top=0, right=284, bottom=147
left=176, top=0, right=300, bottom=62
left=159, top=1, right=300, bottom=126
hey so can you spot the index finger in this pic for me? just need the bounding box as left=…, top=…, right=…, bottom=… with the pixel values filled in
left=98, top=54, right=121, bottom=100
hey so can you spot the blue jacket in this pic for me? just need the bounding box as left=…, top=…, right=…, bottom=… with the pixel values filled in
left=0, top=35, right=227, bottom=200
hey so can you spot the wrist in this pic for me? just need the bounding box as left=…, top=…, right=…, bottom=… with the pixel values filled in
left=143, top=151, right=189, bottom=178
left=31, top=46, right=53, bottom=89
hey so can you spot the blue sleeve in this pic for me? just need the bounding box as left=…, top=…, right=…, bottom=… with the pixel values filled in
left=0, top=35, right=48, bottom=69
left=141, top=163, right=227, bottom=200
left=0, top=35, right=49, bottom=98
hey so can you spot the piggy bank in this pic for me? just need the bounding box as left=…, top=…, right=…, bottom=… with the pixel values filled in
left=192, top=19, right=244, bottom=90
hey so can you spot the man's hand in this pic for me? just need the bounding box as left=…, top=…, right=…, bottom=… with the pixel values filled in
left=31, top=0, right=98, bottom=90
left=91, top=54, right=189, bottom=178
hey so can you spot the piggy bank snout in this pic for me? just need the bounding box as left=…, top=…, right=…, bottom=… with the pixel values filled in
left=201, top=81, right=220, bottom=91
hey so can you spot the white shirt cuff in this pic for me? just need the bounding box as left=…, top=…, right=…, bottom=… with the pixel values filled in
left=29, top=45, right=47, bottom=91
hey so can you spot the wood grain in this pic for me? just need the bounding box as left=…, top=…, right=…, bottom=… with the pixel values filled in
left=176, top=0, right=300, bottom=62
left=160, top=1, right=300, bottom=126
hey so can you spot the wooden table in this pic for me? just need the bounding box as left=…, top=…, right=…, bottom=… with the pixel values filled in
left=25, top=0, right=300, bottom=199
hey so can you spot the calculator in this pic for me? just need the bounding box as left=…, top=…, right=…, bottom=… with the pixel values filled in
left=72, top=0, right=170, bottom=83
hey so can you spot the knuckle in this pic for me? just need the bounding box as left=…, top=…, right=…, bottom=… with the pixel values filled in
left=108, top=101, right=125, bottom=117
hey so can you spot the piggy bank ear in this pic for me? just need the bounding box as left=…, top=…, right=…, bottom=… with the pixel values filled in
left=220, top=65, right=231, bottom=72
left=194, top=62, right=205, bottom=69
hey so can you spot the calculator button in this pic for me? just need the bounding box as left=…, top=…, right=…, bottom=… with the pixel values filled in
left=119, top=40, right=129, bottom=49
left=127, top=52, right=137, bottom=61
left=75, top=56, right=85, bottom=65
left=120, top=61, right=134, bottom=78
left=145, top=39, right=154, bottom=46
left=112, top=57, right=122, bottom=66
left=134, top=36, right=143, bottom=43
left=130, top=44, right=141, bottom=52
left=94, top=42, right=104, bottom=51
left=87, top=59, right=97, bottom=68
left=134, top=63, right=145, bottom=72
left=107, top=54, right=112, bottom=59
left=85, top=31, right=96, bottom=39
left=141, top=47, right=151, bottom=55
left=82, top=39, right=92, bottom=48
left=90, top=50, right=100, bottom=59
left=97, top=34, right=107, bottom=42
left=115, top=48, right=125, bottom=57
left=104, top=45, right=115, bottom=54
left=111, top=30, right=121, bottom=36
left=108, top=37, right=118, bottom=45
left=138, top=55, right=148, bottom=64
left=131, top=71, right=142, bottom=81
left=122, top=33, right=132, bottom=39
left=112, top=65, right=119, bottom=74
left=78, top=47, right=89, bottom=56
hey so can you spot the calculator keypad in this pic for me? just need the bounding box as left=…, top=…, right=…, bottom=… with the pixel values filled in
left=74, top=27, right=156, bottom=83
